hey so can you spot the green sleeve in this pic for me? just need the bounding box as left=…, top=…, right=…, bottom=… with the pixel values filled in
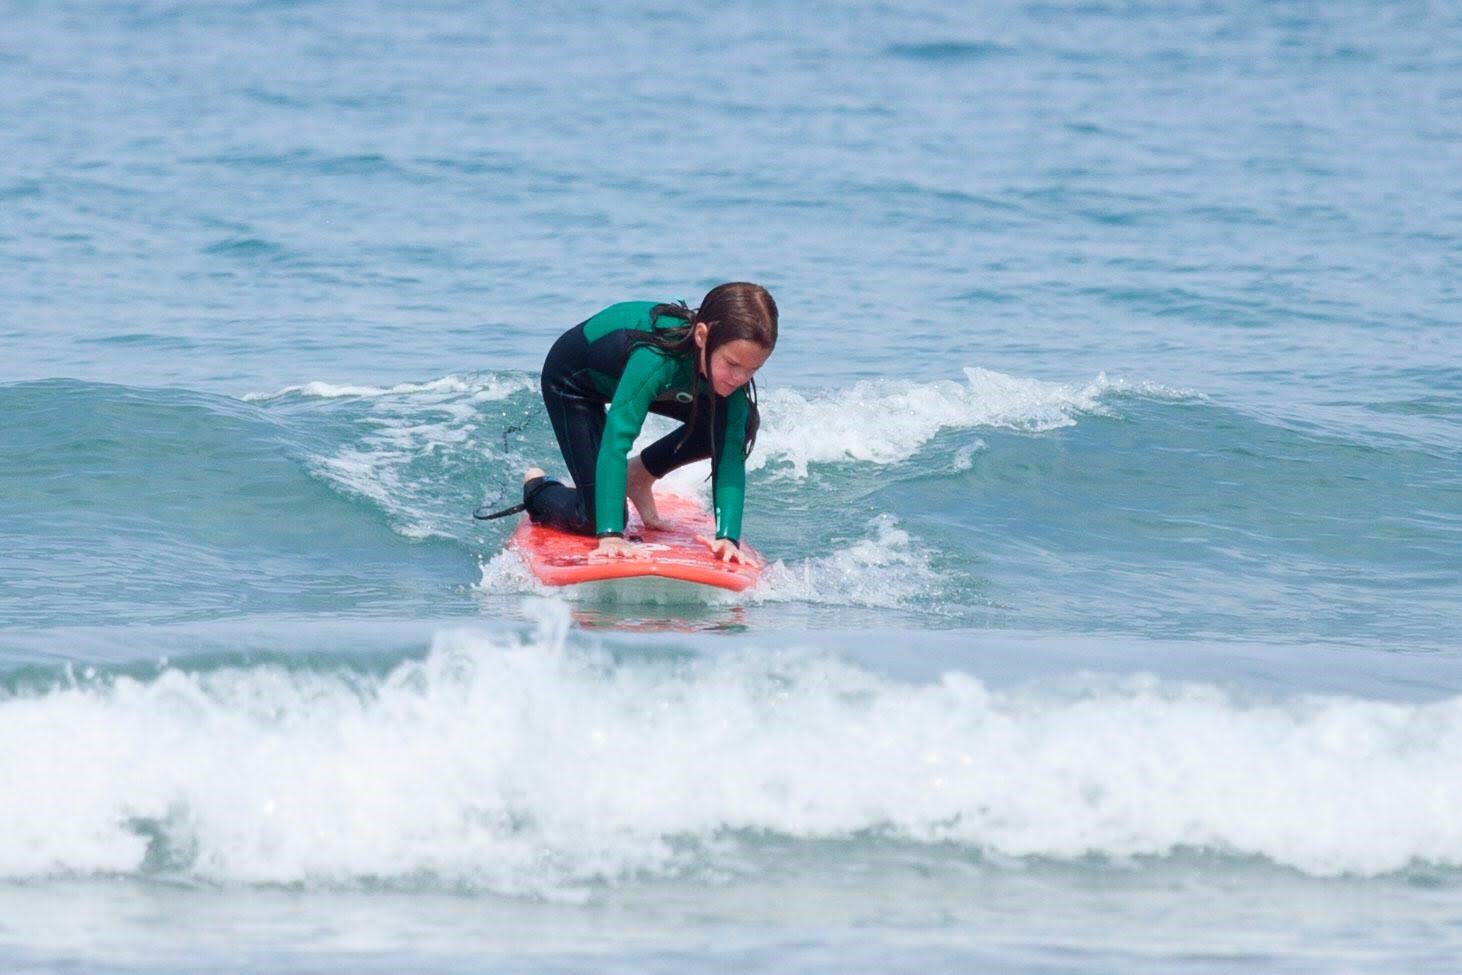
left=713, top=387, right=750, bottom=545
left=595, top=347, right=675, bottom=536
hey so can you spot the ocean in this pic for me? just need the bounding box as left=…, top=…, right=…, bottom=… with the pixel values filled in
left=2, top=0, right=1460, bottom=971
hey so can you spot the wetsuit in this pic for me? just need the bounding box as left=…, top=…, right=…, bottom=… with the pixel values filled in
left=524, top=301, right=753, bottom=545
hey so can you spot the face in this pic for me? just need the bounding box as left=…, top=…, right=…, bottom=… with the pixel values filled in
left=698, top=333, right=772, bottom=397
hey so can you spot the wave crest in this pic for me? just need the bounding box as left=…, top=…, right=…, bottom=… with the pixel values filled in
left=242, top=375, right=536, bottom=403
left=755, top=367, right=1195, bottom=476
left=3, top=604, right=1459, bottom=893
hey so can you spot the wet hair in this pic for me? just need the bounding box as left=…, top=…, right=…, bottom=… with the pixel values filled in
left=634, top=282, right=778, bottom=467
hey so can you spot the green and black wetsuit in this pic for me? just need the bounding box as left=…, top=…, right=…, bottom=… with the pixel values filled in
left=524, top=301, right=754, bottom=544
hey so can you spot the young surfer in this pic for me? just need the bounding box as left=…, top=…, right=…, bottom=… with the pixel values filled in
left=519, top=282, right=777, bottom=565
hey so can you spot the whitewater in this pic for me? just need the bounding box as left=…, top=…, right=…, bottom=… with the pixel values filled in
left=6, top=603, right=1462, bottom=891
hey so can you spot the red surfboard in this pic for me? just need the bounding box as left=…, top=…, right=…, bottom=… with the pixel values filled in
left=510, top=492, right=761, bottom=592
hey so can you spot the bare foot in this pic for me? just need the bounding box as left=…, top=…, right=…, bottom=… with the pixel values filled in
left=626, top=455, right=669, bottom=530
left=524, top=466, right=545, bottom=485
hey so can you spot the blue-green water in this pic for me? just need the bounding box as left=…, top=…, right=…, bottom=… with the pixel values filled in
left=2, top=1, right=1460, bottom=971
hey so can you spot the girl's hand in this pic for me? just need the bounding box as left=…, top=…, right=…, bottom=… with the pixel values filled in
left=697, top=535, right=755, bottom=565
left=593, top=536, right=649, bottom=560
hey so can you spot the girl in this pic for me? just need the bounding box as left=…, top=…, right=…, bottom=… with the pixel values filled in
left=520, top=282, right=777, bottom=565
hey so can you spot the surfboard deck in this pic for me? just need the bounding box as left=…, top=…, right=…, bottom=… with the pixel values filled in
left=510, top=492, right=761, bottom=592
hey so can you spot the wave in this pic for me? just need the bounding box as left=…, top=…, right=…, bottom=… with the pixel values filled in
left=255, top=366, right=1192, bottom=541
left=242, top=374, right=537, bottom=403
left=228, top=366, right=1187, bottom=544
left=753, top=367, right=1197, bottom=477
left=0, top=371, right=1209, bottom=625
left=3, top=603, right=1459, bottom=895
left=9, top=373, right=1450, bottom=643
left=750, top=515, right=943, bottom=610
left=257, top=372, right=540, bottom=540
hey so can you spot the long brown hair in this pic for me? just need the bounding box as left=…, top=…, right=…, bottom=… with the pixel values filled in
left=635, top=282, right=778, bottom=467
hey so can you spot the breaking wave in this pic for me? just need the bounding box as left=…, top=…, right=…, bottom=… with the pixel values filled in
left=3, top=604, right=1459, bottom=896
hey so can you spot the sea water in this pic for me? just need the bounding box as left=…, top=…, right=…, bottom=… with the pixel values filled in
left=2, top=1, right=1459, bottom=971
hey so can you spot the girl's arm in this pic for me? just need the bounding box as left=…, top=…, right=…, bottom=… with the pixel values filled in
left=710, top=386, right=750, bottom=547
left=594, top=347, right=674, bottom=538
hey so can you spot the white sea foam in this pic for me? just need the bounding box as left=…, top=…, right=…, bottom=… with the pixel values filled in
left=751, top=515, right=941, bottom=609
left=952, top=439, right=987, bottom=471
left=753, top=367, right=1196, bottom=477
left=3, top=603, right=1459, bottom=893
left=242, top=375, right=536, bottom=403
left=475, top=546, right=550, bottom=596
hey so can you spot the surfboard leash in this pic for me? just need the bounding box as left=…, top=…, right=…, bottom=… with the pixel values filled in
left=474, top=422, right=533, bottom=520
left=473, top=501, right=526, bottom=521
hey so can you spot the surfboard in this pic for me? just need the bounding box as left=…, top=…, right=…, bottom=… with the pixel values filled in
left=509, top=492, right=761, bottom=592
